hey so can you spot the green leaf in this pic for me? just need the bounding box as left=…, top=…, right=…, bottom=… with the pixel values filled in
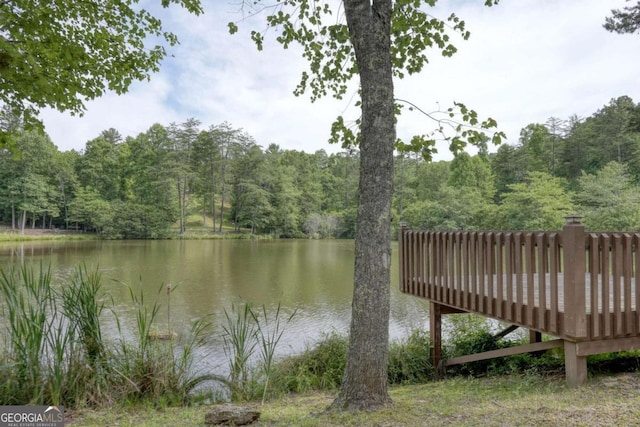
left=0, top=0, right=203, bottom=125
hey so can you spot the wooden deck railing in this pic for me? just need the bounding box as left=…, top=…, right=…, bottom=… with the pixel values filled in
left=398, top=219, right=640, bottom=342
left=585, top=232, right=640, bottom=340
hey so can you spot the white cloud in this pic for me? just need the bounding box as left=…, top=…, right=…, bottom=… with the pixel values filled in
left=40, top=0, right=640, bottom=160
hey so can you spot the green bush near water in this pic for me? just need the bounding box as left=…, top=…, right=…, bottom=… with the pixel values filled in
left=264, top=328, right=435, bottom=397
left=269, top=331, right=348, bottom=395
left=262, top=313, right=640, bottom=398
left=388, top=329, right=436, bottom=384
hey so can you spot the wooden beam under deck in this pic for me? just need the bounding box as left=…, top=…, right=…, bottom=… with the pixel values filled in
left=576, top=336, right=640, bottom=357
left=440, top=339, right=565, bottom=369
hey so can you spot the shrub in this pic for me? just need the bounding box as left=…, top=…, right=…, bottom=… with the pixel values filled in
left=269, top=331, right=348, bottom=394
left=267, top=328, right=437, bottom=395
left=388, top=329, right=435, bottom=384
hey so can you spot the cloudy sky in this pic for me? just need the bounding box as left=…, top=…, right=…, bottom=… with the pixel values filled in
left=40, top=0, right=640, bottom=160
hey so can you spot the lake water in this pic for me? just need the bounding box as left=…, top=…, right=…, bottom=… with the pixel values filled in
left=0, top=239, right=431, bottom=375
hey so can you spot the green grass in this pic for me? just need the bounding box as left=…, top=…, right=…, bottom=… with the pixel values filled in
left=170, top=231, right=260, bottom=240
left=0, top=232, right=97, bottom=242
left=69, top=372, right=640, bottom=426
left=0, top=228, right=264, bottom=242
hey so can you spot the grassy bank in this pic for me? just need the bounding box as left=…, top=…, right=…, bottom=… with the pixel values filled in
left=69, top=372, right=640, bottom=426
left=0, top=231, right=98, bottom=242
left=0, top=228, right=261, bottom=242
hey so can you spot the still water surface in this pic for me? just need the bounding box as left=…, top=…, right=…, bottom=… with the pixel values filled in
left=0, top=239, right=430, bottom=374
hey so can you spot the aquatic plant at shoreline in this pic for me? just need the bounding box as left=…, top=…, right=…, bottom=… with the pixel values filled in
left=220, top=302, right=259, bottom=401
left=252, top=302, right=297, bottom=404
left=0, top=264, right=53, bottom=404
left=61, top=265, right=106, bottom=365
left=0, top=264, right=216, bottom=408
left=220, top=302, right=297, bottom=402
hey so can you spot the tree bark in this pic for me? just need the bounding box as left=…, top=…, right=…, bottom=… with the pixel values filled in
left=177, top=179, right=184, bottom=233
left=218, top=139, right=230, bottom=233
left=331, top=0, right=395, bottom=411
left=182, top=174, right=189, bottom=233
left=211, top=176, right=217, bottom=231
left=19, top=210, right=26, bottom=234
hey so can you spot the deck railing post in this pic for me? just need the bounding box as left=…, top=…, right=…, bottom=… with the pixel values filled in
left=562, top=215, right=587, bottom=339
left=399, top=222, right=407, bottom=292
left=562, top=214, right=588, bottom=386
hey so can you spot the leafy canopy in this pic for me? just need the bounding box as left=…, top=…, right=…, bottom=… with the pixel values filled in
left=498, top=172, right=573, bottom=231
left=604, top=0, right=640, bottom=34
left=0, top=0, right=203, bottom=128
left=575, top=162, right=640, bottom=231
left=228, top=0, right=504, bottom=159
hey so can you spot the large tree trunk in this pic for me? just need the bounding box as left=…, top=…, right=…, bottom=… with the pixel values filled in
left=331, top=0, right=395, bottom=411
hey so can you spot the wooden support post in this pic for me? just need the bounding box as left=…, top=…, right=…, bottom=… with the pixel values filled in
left=529, top=330, right=544, bottom=357
left=564, top=340, right=587, bottom=387
left=399, top=222, right=407, bottom=293
left=562, top=215, right=587, bottom=340
left=430, top=301, right=442, bottom=373
left=529, top=330, right=542, bottom=344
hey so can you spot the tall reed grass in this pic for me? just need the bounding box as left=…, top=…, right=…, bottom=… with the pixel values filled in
left=220, top=302, right=296, bottom=402
left=0, top=264, right=53, bottom=404
left=62, top=265, right=105, bottom=365
left=221, top=303, right=258, bottom=401
left=0, top=264, right=215, bottom=408
left=252, top=302, right=296, bottom=404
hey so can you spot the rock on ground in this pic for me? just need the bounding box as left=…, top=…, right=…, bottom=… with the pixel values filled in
left=204, top=404, right=261, bottom=426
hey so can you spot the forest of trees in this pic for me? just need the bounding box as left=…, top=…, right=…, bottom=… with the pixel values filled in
left=1, top=95, right=640, bottom=239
